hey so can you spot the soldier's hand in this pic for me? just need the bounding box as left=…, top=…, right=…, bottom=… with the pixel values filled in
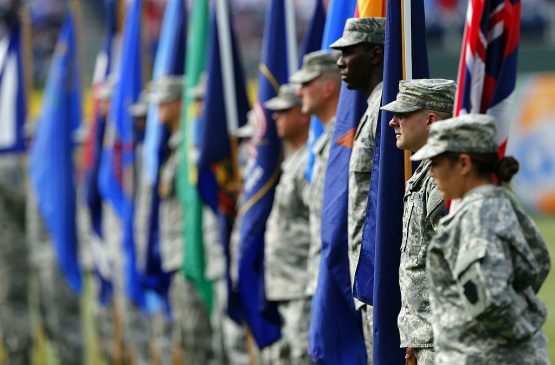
left=405, top=347, right=417, bottom=365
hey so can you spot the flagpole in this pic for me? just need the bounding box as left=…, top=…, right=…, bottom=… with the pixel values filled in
left=284, top=0, right=297, bottom=73
left=215, top=0, right=243, bottom=187
left=20, top=2, right=33, bottom=111
left=401, top=0, right=413, bottom=183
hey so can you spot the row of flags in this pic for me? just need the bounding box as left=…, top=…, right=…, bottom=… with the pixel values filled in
left=1, top=0, right=522, bottom=363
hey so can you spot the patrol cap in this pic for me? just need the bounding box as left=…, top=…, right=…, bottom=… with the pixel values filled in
left=264, top=83, right=302, bottom=111
left=289, top=50, right=341, bottom=84
left=236, top=110, right=255, bottom=138
left=129, top=88, right=150, bottom=117
left=148, top=75, right=184, bottom=104
left=381, top=79, right=456, bottom=114
left=330, top=17, right=386, bottom=49
left=411, top=114, right=498, bottom=161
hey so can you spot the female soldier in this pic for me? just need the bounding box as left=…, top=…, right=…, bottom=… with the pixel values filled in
left=411, top=114, right=550, bottom=364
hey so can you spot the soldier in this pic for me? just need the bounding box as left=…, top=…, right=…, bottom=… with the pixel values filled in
left=329, top=17, right=385, bottom=361
left=0, top=155, right=31, bottom=364
left=412, top=114, right=551, bottom=364
left=380, top=79, right=456, bottom=364
left=26, top=134, right=84, bottom=364
left=126, top=89, right=154, bottom=365
left=150, top=75, right=214, bottom=364
left=289, top=50, right=341, bottom=300
left=263, top=83, right=312, bottom=364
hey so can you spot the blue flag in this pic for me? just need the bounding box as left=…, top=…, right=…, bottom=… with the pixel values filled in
left=29, top=11, right=82, bottom=293
left=298, top=0, right=326, bottom=68
left=197, top=3, right=249, bottom=212
left=236, top=0, right=291, bottom=348
left=142, top=0, right=186, bottom=185
left=305, top=0, right=355, bottom=182
left=83, top=0, right=119, bottom=305
left=99, top=0, right=144, bottom=306
left=196, top=2, right=250, bottom=321
left=357, top=1, right=429, bottom=363
left=308, top=2, right=368, bottom=363
left=0, top=16, right=26, bottom=154
left=139, top=0, right=186, bottom=311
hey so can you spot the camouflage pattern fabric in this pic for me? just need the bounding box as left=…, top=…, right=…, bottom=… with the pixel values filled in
left=398, top=160, right=445, bottom=349
left=348, top=82, right=382, bottom=310
left=264, top=83, right=302, bottom=111
left=159, top=133, right=184, bottom=272
left=26, top=183, right=83, bottom=364
left=330, top=17, right=386, bottom=49
left=380, top=79, right=456, bottom=114
left=265, top=146, right=311, bottom=301
left=170, top=273, right=214, bottom=365
left=427, top=185, right=550, bottom=364
left=0, top=156, right=31, bottom=364
left=412, top=114, right=498, bottom=162
left=305, top=119, right=335, bottom=296
left=289, top=50, right=341, bottom=84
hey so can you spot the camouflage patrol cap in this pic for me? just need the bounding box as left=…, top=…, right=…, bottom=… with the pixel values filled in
left=330, top=17, right=386, bottom=49
left=381, top=79, right=456, bottom=114
left=264, top=83, right=302, bottom=111
left=289, top=50, right=341, bottom=84
left=411, top=114, right=498, bottom=161
left=129, top=88, right=150, bottom=117
left=148, top=75, right=184, bottom=104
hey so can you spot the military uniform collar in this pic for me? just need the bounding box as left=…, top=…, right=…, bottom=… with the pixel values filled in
left=313, top=117, right=335, bottom=155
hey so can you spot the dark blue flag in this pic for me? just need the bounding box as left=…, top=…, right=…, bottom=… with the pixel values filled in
left=29, top=11, right=82, bottom=293
left=0, top=15, right=26, bottom=154
left=236, top=0, right=291, bottom=348
left=307, top=0, right=367, bottom=364
left=356, top=1, right=429, bottom=363
left=298, top=0, right=326, bottom=68
left=196, top=1, right=250, bottom=321
left=98, top=0, right=144, bottom=306
left=83, top=0, right=119, bottom=305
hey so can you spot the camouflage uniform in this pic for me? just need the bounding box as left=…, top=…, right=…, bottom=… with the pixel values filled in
left=380, top=78, right=456, bottom=364
left=0, top=156, right=31, bottom=364
left=159, top=132, right=213, bottom=364
left=330, top=17, right=386, bottom=363
left=265, top=147, right=312, bottom=364
left=413, top=114, right=551, bottom=365
left=27, top=181, right=83, bottom=364
left=305, top=118, right=335, bottom=296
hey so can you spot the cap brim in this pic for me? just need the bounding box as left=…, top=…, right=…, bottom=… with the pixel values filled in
left=129, top=103, right=148, bottom=117
left=411, top=143, right=446, bottom=161
left=329, top=38, right=361, bottom=50
left=148, top=91, right=178, bottom=104
left=264, top=97, right=299, bottom=111
left=289, top=69, right=320, bottom=84
left=380, top=99, right=422, bottom=113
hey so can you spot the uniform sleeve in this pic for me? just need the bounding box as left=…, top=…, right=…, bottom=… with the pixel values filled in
left=453, top=230, right=545, bottom=341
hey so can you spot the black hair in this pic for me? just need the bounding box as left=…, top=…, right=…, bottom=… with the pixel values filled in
left=442, top=152, right=519, bottom=184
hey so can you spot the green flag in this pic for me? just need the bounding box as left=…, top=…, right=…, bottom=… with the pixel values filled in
left=177, top=0, right=213, bottom=313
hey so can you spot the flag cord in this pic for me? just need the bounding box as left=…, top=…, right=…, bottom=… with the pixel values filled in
left=401, top=0, right=414, bottom=183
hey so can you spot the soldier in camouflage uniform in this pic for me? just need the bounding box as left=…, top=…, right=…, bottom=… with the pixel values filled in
left=263, top=84, right=312, bottom=364
left=381, top=79, right=456, bottom=364
left=289, top=50, right=341, bottom=299
left=0, top=155, right=31, bottom=364
left=26, top=146, right=84, bottom=364
left=412, top=114, right=551, bottom=365
left=151, top=75, right=214, bottom=364
left=329, top=17, right=386, bottom=362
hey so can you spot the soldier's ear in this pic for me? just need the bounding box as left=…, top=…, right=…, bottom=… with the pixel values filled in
left=459, top=154, right=473, bottom=176
left=426, top=111, right=438, bottom=127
